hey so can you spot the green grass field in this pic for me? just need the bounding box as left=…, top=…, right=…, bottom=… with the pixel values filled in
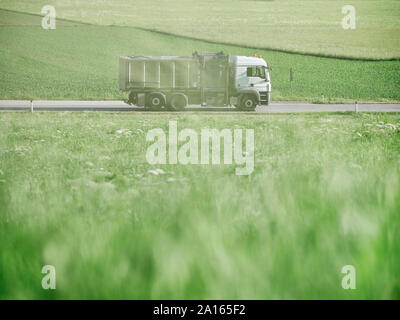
left=0, top=0, right=399, bottom=59
left=0, top=9, right=399, bottom=102
left=0, top=111, right=400, bottom=299
left=1, top=1, right=400, bottom=300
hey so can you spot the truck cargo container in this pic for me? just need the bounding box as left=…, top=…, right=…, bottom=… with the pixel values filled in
left=119, top=52, right=271, bottom=111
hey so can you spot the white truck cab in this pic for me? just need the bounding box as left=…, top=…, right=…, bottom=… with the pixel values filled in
left=231, top=55, right=271, bottom=109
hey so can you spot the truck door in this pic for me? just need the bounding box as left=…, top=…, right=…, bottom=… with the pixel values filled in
left=236, top=66, right=266, bottom=89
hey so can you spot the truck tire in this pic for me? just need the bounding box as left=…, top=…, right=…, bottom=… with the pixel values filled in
left=147, top=92, right=166, bottom=110
left=169, top=93, right=188, bottom=111
left=239, top=94, right=257, bottom=111
left=128, top=91, right=138, bottom=106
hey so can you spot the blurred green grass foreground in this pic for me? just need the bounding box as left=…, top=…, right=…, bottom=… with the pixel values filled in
left=0, top=112, right=400, bottom=299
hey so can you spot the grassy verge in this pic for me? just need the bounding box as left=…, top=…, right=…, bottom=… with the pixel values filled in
left=0, top=10, right=399, bottom=102
left=0, top=112, right=400, bottom=299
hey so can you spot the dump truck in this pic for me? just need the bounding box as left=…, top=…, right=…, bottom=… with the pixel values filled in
left=119, top=52, right=271, bottom=111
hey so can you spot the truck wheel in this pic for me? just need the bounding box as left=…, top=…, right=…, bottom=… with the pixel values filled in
left=239, top=95, right=257, bottom=111
left=128, top=92, right=138, bottom=105
left=169, top=93, right=188, bottom=111
left=147, top=93, right=165, bottom=110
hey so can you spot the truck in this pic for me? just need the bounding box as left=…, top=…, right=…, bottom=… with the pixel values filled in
left=119, top=51, right=271, bottom=111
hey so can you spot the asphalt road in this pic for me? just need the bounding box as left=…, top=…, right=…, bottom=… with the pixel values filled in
left=1, top=100, right=399, bottom=113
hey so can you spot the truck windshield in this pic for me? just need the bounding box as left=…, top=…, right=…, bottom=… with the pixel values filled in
left=247, top=66, right=266, bottom=79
